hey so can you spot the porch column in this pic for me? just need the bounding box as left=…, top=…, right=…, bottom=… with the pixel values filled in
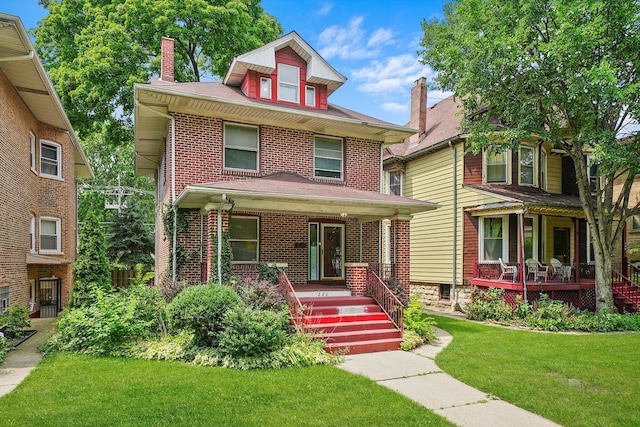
left=345, top=263, right=368, bottom=296
left=393, top=217, right=411, bottom=301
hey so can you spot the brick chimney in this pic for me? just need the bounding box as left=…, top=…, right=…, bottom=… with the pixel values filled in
left=160, top=37, right=174, bottom=82
left=409, top=77, right=427, bottom=142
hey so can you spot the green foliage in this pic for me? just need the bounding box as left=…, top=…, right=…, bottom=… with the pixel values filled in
left=162, top=204, right=192, bottom=280
left=217, top=305, right=291, bottom=358
left=71, top=210, right=113, bottom=308
left=107, top=200, right=154, bottom=268
left=231, top=278, right=287, bottom=311
left=401, top=330, right=425, bottom=351
left=466, top=287, right=514, bottom=323
left=514, top=295, right=531, bottom=319
left=167, top=284, right=241, bottom=347
left=157, top=277, right=189, bottom=302
left=0, top=335, right=7, bottom=364
left=133, top=333, right=194, bottom=361
left=403, top=295, right=437, bottom=341
left=44, top=285, right=165, bottom=356
left=258, top=262, right=280, bottom=284
left=210, top=231, right=233, bottom=285
left=525, top=294, right=575, bottom=331
left=0, top=305, right=31, bottom=338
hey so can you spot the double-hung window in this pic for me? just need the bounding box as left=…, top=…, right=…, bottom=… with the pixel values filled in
left=481, top=216, right=506, bottom=261
left=540, top=150, right=547, bottom=190
left=314, top=136, right=343, bottom=180
left=224, top=123, right=259, bottom=171
left=40, top=140, right=62, bottom=179
left=387, top=170, right=402, bottom=196
left=40, top=217, right=61, bottom=253
left=305, top=85, right=316, bottom=107
left=484, top=149, right=508, bottom=183
left=278, top=64, right=299, bottom=103
left=260, top=77, right=272, bottom=99
left=229, top=216, right=259, bottom=263
left=520, top=146, right=535, bottom=186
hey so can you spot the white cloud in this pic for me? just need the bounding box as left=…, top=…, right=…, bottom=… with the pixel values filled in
left=352, top=54, right=433, bottom=95
left=381, top=102, right=409, bottom=113
left=318, top=16, right=393, bottom=60
left=316, top=2, right=332, bottom=16
left=367, top=28, right=393, bottom=47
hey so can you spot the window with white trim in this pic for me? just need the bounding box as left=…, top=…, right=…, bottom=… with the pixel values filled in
left=278, top=63, right=299, bottom=103
left=540, top=150, right=547, bottom=191
left=260, top=77, right=271, bottom=99
left=0, top=286, right=9, bottom=313
left=520, top=146, right=535, bottom=186
left=386, top=170, right=402, bottom=196
left=30, top=132, right=36, bottom=172
left=40, top=140, right=62, bottom=179
left=30, top=215, right=36, bottom=253
left=40, top=217, right=61, bottom=253
left=484, top=149, right=508, bottom=183
left=314, top=136, right=343, bottom=179
left=305, top=85, right=316, bottom=107
left=520, top=216, right=538, bottom=260
left=587, top=154, right=598, bottom=194
left=223, top=123, right=259, bottom=171
left=229, top=216, right=259, bottom=263
left=480, top=216, right=507, bottom=261
left=586, top=224, right=596, bottom=263
left=631, top=214, right=640, bottom=232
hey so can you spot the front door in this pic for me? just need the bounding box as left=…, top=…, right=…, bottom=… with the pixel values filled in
left=308, top=222, right=345, bottom=281
left=553, top=227, right=571, bottom=263
left=39, top=278, right=61, bottom=318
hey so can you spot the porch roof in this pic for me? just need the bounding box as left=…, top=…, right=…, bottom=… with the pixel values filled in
left=464, top=184, right=584, bottom=217
left=175, top=172, right=439, bottom=222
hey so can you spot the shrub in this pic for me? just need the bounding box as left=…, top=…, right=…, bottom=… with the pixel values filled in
left=258, top=262, right=280, bottom=285
left=167, top=284, right=241, bottom=347
left=0, top=335, right=8, bottom=364
left=525, top=294, right=575, bottom=331
left=401, top=330, right=426, bottom=351
left=403, top=295, right=437, bottom=343
left=466, top=287, right=513, bottom=323
left=157, top=277, right=189, bottom=302
left=43, top=285, right=164, bottom=356
left=217, top=305, right=292, bottom=358
left=133, top=333, right=194, bottom=361
left=0, top=305, right=31, bottom=338
left=231, top=278, right=287, bottom=311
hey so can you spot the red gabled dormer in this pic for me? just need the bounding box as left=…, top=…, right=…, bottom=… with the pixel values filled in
left=223, top=31, right=346, bottom=110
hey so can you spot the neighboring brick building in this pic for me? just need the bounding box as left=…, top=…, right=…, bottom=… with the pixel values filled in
left=134, top=32, right=437, bottom=295
left=0, top=14, right=93, bottom=317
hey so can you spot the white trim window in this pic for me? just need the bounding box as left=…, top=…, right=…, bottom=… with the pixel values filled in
left=519, top=146, right=535, bottom=186
left=40, top=140, right=62, bottom=179
left=587, top=154, right=598, bottom=194
left=540, top=149, right=547, bottom=191
left=386, top=170, right=402, bottom=196
left=484, top=149, right=508, bottom=184
left=305, top=85, right=316, bottom=107
left=277, top=63, right=299, bottom=103
left=519, top=216, right=539, bottom=260
left=30, top=214, right=36, bottom=253
left=223, top=123, right=259, bottom=171
left=260, top=77, right=272, bottom=99
left=631, top=214, right=640, bottom=232
left=229, top=216, right=259, bottom=263
left=480, top=216, right=508, bottom=261
left=0, top=286, right=9, bottom=313
left=314, top=135, right=343, bottom=180
left=30, top=132, right=36, bottom=172
left=586, top=224, right=596, bottom=264
left=40, top=217, right=61, bottom=253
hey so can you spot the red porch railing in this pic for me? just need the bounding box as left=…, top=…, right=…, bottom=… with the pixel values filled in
left=365, top=268, right=403, bottom=332
left=473, top=260, right=597, bottom=283
left=612, top=268, right=640, bottom=309
left=278, top=270, right=306, bottom=325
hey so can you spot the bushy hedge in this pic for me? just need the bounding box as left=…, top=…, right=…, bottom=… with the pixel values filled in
left=231, top=278, right=287, bottom=311
left=466, top=287, right=514, bottom=323
left=401, top=296, right=437, bottom=350
left=0, top=335, right=8, bottom=364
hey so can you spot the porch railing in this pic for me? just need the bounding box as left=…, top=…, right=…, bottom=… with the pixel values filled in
left=473, top=260, right=597, bottom=281
left=365, top=268, right=403, bottom=332
left=630, top=263, right=640, bottom=285
left=612, top=269, right=640, bottom=308
left=278, top=270, right=306, bottom=325
left=368, top=262, right=397, bottom=283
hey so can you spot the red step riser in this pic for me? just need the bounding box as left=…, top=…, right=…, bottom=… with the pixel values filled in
left=299, top=297, right=376, bottom=307
left=302, top=313, right=389, bottom=324
left=320, top=330, right=401, bottom=344
left=304, top=320, right=395, bottom=333
left=324, top=339, right=402, bottom=355
left=304, top=305, right=382, bottom=316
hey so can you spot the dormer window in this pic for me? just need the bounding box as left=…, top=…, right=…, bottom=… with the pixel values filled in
left=278, top=63, right=299, bottom=103
left=484, top=149, right=508, bottom=184
left=260, top=77, right=272, bottom=99
left=305, top=86, right=316, bottom=107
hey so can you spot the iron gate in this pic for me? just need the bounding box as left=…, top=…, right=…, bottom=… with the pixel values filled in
left=39, top=278, right=61, bottom=318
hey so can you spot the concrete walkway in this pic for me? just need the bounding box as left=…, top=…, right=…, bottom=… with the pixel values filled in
left=0, top=318, right=55, bottom=398
left=338, top=327, right=562, bottom=427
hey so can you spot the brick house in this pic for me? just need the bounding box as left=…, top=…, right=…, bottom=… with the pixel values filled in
left=134, top=32, right=437, bottom=301
left=0, top=14, right=93, bottom=317
left=384, top=78, right=637, bottom=312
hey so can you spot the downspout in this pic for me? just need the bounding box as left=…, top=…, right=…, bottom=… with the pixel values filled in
left=135, top=100, right=176, bottom=280
left=379, top=145, right=384, bottom=265
left=519, top=208, right=528, bottom=302
left=449, top=141, right=458, bottom=307
left=217, top=207, right=222, bottom=284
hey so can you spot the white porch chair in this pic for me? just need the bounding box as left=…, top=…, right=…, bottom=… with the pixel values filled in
left=498, top=258, right=518, bottom=281
left=526, top=259, right=548, bottom=282
left=550, top=258, right=563, bottom=280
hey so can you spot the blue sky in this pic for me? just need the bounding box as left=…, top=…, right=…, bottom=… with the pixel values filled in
left=2, top=0, right=449, bottom=126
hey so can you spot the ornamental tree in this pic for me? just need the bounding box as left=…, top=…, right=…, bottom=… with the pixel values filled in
left=420, top=0, right=640, bottom=313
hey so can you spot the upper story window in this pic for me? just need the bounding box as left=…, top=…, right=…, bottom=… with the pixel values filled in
left=305, top=85, right=316, bottom=107
left=30, top=215, right=36, bottom=253
left=224, top=123, right=259, bottom=171
left=484, top=149, right=508, bottom=184
left=229, top=216, right=259, bottom=263
left=631, top=214, right=640, bottom=232
left=40, top=217, right=61, bottom=253
left=587, top=154, right=598, bottom=194
left=480, top=216, right=508, bottom=261
left=314, top=136, right=343, bottom=180
left=519, top=146, right=535, bottom=186
left=386, top=170, right=403, bottom=196
left=278, top=63, right=299, bottom=103
left=260, top=77, right=272, bottom=99
left=540, top=150, right=547, bottom=191
left=40, top=140, right=62, bottom=179
left=30, top=132, right=36, bottom=172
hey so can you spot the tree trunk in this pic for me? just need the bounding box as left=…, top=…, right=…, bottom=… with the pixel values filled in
left=593, top=248, right=614, bottom=314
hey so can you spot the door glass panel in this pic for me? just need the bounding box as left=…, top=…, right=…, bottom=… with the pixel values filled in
left=322, top=225, right=343, bottom=279
left=309, top=223, right=319, bottom=280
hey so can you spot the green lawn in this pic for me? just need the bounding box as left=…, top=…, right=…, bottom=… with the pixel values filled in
left=0, top=353, right=453, bottom=427
left=433, top=315, right=640, bottom=427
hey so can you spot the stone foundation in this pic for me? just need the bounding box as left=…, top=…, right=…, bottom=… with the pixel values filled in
left=410, top=282, right=472, bottom=312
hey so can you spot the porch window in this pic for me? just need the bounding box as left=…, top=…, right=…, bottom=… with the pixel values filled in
left=260, top=77, right=272, bottom=99
left=386, top=170, right=402, bottom=196
left=40, top=140, right=62, bottom=179
left=229, top=216, right=259, bottom=263
left=40, top=217, right=61, bottom=253
left=278, top=63, right=299, bottom=103
left=314, top=136, right=343, bottom=179
left=224, top=123, right=259, bottom=171
left=484, top=149, right=508, bottom=183
left=0, top=286, right=9, bottom=313
left=520, top=146, right=535, bottom=186
left=481, top=216, right=506, bottom=261
left=540, top=150, right=547, bottom=190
